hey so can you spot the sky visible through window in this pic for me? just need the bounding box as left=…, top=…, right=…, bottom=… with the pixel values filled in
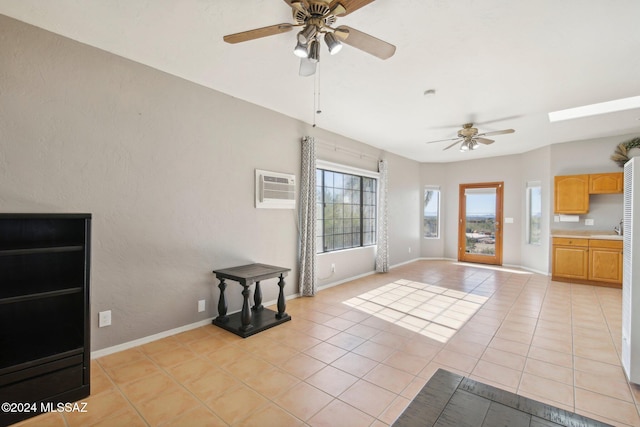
left=424, top=192, right=438, bottom=216
left=530, top=187, right=542, bottom=217
left=467, top=194, right=496, bottom=215
left=424, top=193, right=499, bottom=215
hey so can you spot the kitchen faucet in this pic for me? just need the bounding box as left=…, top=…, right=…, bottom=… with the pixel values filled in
left=614, top=219, right=623, bottom=236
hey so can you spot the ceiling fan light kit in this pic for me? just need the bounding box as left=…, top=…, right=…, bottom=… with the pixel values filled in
left=223, top=0, right=396, bottom=76
left=308, top=38, right=320, bottom=62
left=297, top=23, right=317, bottom=44
left=324, top=31, right=343, bottom=54
left=293, top=40, right=309, bottom=57
left=460, top=140, right=479, bottom=152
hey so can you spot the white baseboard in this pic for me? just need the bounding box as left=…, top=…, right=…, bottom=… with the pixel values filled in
left=91, top=293, right=300, bottom=359
left=318, top=270, right=377, bottom=291
left=92, top=258, right=548, bottom=359
left=91, top=318, right=214, bottom=359
left=504, top=263, right=549, bottom=276
left=389, top=257, right=425, bottom=268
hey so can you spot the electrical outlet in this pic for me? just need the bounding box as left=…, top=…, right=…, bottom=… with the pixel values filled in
left=585, top=218, right=595, bottom=226
left=408, top=246, right=412, bottom=253
left=99, top=310, right=111, bottom=328
left=331, top=263, right=335, bottom=273
left=198, top=299, right=206, bottom=312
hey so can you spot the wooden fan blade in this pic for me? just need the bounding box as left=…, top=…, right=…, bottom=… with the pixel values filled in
left=334, top=25, right=396, bottom=59
left=477, top=129, right=515, bottom=137
left=429, top=115, right=522, bottom=130
left=426, top=137, right=460, bottom=144
left=330, top=0, right=375, bottom=16
left=476, top=137, right=494, bottom=145
left=443, top=140, right=463, bottom=151
left=299, top=58, right=317, bottom=77
left=474, top=115, right=522, bottom=126
left=223, top=24, right=293, bottom=44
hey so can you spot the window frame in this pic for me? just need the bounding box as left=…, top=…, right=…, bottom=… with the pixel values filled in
left=526, top=181, right=542, bottom=245
left=423, top=186, right=441, bottom=239
left=316, top=160, right=379, bottom=254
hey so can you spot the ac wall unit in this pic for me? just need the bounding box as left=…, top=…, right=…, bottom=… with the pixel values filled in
left=255, top=169, right=296, bottom=209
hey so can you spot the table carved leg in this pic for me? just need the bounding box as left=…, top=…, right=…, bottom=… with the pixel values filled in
left=216, top=278, right=229, bottom=323
left=240, top=285, right=253, bottom=332
left=276, top=274, right=288, bottom=319
left=212, top=264, right=291, bottom=338
left=252, top=281, right=264, bottom=311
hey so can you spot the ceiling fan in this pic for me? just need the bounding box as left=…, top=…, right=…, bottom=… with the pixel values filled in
left=425, top=123, right=516, bottom=152
left=223, top=0, right=396, bottom=77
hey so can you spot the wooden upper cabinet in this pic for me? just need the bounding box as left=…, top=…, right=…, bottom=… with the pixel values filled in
left=554, top=174, right=589, bottom=214
left=589, top=172, right=623, bottom=194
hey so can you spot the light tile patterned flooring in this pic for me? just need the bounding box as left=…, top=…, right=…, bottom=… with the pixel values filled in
left=16, top=260, right=640, bottom=427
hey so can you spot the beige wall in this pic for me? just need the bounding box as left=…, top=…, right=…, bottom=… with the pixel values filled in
left=0, top=15, right=421, bottom=350
left=440, top=155, right=524, bottom=266
left=520, top=146, right=551, bottom=274
left=550, top=134, right=628, bottom=233
left=419, top=164, right=447, bottom=258
left=421, top=154, right=530, bottom=266
left=420, top=138, right=627, bottom=274
left=1, top=14, right=632, bottom=351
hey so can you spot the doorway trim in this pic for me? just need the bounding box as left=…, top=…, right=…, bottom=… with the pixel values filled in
left=458, top=182, right=504, bottom=266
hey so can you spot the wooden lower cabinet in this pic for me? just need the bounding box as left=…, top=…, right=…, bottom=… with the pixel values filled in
left=552, top=237, right=622, bottom=287
left=552, top=238, right=588, bottom=281
left=589, top=240, right=623, bottom=284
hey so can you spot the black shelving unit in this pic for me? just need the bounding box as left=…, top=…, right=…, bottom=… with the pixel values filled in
left=0, top=214, right=91, bottom=426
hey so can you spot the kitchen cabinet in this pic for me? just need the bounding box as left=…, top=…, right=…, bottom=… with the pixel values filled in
left=589, top=172, right=623, bottom=194
left=554, top=175, right=589, bottom=214
left=552, top=236, right=622, bottom=287
left=554, top=172, right=624, bottom=213
left=589, top=239, right=623, bottom=284
left=552, top=237, right=589, bottom=280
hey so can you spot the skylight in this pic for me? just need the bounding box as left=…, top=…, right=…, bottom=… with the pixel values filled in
left=548, top=95, right=640, bottom=122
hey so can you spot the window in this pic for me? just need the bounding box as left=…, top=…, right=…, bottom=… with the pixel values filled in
left=526, top=181, right=542, bottom=245
left=316, top=164, right=377, bottom=253
left=424, top=187, right=440, bottom=238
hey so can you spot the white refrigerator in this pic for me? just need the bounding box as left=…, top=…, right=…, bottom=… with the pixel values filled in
left=622, top=156, right=640, bottom=383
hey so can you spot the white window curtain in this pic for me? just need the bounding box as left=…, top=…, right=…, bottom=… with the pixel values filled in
left=298, top=136, right=317, bottom=296
left=375, top=159, right=389, bottom=272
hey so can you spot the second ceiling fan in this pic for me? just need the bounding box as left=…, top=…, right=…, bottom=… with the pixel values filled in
left=223, top=0, right=396, bottom=76
left=426, top=123, right=516, bottom=152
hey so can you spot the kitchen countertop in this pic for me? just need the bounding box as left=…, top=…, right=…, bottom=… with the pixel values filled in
left=551, top=230, right=623, bottom=240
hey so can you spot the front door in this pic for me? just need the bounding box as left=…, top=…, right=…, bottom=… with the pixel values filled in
left=458, top=182, right=503, bottom=265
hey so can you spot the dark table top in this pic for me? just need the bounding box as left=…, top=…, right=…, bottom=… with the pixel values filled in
left=213, top=263, right=290, bottom=284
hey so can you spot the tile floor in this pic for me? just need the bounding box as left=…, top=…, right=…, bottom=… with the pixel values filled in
left=15, top=260, right=640, bottom=427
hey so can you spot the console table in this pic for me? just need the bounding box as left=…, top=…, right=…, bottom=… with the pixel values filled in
left=212, top=263, right=291, bottom=338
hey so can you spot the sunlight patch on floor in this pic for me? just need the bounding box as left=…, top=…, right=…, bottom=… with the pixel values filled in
left=342, top=279, right=489, bottom=343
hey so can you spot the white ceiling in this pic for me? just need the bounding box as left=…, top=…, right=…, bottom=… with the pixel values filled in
left=2, top=0, right=640, bottom=162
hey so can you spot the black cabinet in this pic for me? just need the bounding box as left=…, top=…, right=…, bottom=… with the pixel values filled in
left=0, top=214, right=91, bottom=426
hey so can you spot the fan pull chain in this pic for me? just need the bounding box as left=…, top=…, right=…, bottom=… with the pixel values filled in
left=313, top=63, right=321, bottom=127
